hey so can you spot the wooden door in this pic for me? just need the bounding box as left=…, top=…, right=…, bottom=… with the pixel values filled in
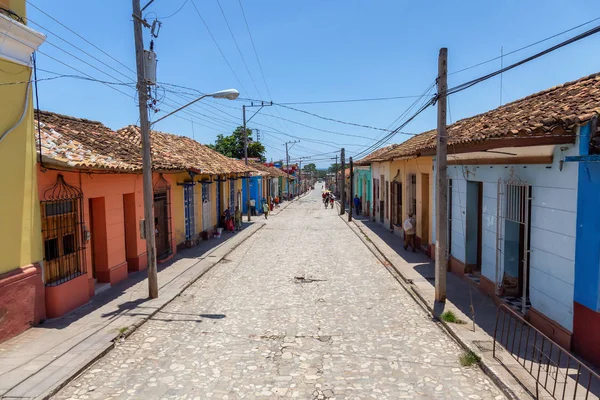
left=154, top=191, right=170, bottom=259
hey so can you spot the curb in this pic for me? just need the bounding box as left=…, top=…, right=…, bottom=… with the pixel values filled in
left=339, top=213, right=522, bottom=400
left=40, top=223, right=265, bottom=400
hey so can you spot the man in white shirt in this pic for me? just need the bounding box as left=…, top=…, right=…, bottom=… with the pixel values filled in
left=249, top=198, right=256, bottom=215
left=403, top=213, right=416, bottom=252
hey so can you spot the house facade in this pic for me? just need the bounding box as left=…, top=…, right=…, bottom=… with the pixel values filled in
left=353, top=166, right=371, bottom=217
left=0, top=1, right=46, bottom=343
left=424, top=73, right=600, bottom=360
left=2, top=110, right=254, bottom=338
left=358, top=135, right=435, bottom=250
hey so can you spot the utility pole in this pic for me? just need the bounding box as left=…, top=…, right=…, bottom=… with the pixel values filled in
left=243, top=105, right=250, bottom=222
left=334, top=154, right=338, bottom=196
left=283, top=140, right=299, bottom=201
left=242, top=102, right=272, bottom=216
left=298, top=159, right=303, bottom=196
left=348, top=157, right=354, bottom=222
left=435, top=47, right=448, bottom=303
left=132, top=0, right=158, bottom=299
left=340, top=148, right=346, bottom=215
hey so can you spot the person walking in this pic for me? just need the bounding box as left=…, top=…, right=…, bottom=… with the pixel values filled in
left=353, top=195, right=361, bottom=216
left=403, top=213, right=416, bottom=252
left=249, top=198, right=256, bottom=216
left=262, top=201, right=269, bottom=219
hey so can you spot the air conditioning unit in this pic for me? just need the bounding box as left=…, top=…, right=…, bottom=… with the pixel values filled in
left=144, top=50, right=157, bottom=85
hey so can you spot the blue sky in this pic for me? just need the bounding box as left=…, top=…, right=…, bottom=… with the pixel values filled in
left=30, top=0, right=600, bottom=167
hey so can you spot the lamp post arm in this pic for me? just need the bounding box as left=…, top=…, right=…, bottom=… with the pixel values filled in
left=151, top=94, right=208, bottom=126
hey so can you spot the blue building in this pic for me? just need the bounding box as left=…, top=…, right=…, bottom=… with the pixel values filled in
left=242, top=176, right=264, bottom=215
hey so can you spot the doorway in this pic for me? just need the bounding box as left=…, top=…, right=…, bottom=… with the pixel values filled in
left=501, top=185, right=532, bottom=303
left=421, top=173, right=430, bottom=246
left=391, top=181, right=402, bottom=227
left=465, top=181, right=483, bottom=273
left=122, top=193, right=137, bottom=272
left=201, top=182, right=212, bottom=232
left=154, top=191, right=170, bottom=260
left=183, top=184, right=196, bottom=241
left=89, top=197, right=108, bottom=285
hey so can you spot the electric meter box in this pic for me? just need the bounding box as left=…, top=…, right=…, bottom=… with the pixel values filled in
left=144, top=50, right=157, bottom=85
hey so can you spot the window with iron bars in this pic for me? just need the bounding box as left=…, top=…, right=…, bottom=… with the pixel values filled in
left=407, top=173, right=417, bottom=216
left=40, top=175, right=86, bottom=286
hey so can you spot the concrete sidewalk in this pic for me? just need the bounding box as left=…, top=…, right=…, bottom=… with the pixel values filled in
left=0, top=220, right=267, bottom=400
left=344, top=215, right=538, bottom=400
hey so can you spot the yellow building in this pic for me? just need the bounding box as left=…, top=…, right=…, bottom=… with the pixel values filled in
left=0, top=0, right=46, bottom=342
left=359, top=132, right=435, bottom=253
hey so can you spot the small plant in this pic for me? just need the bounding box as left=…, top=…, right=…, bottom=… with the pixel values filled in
left=440, top=310, right=467, bottom=324
left=459, top=350, right=481, bottom=367
left=118, top=327, right=128, bottom=335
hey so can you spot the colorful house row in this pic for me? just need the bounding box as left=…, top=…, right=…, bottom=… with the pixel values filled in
left=357, top=72, right=600, bottom=366
left=241, top=161, right=294, bottom=214
left=1, top=107, right=254, bottom=343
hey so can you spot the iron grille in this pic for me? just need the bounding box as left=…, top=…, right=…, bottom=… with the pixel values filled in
left=407, top=173, right=417, bottom=216
left=40, top=174, right=86, bottom=286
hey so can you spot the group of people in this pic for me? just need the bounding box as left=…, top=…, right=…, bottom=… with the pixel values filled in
left=322, top=191, right=335, bottom=208
left=221, top=198, right=275, bottom=232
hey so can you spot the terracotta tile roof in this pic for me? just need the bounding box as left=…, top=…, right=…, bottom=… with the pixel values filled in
left=374, top=131, right=436, bottom=162
left=35, top=110, right=141, bottom=171
left=253, top=162, right=296, bottom=179
left=359, top=72, right=600, bottom=163
left=117, top=126, right=255, bottom=175
left=35, top=110, right=256, bottom=175
left=419, top=72, right=600, bottom=152
left=355, top=144, right=398, bottom=165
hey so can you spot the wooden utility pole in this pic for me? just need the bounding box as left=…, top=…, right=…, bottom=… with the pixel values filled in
left=435, top=48, right=448, bottom=302
left=340, top=148, right=346, bottom=215
left=348, top=157, right=353, bottom=222
left=243, top=105, right=250, bottom=222
left=285, top=142, right=290, bottom=200
left=334, top=154, right=338, bottom=196
left=132, top=0, right=158, bottom=299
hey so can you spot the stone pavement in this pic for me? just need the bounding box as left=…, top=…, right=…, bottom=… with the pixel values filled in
left=0, top=220, right=267, bottom=400
left=345, top=216, right=535, bottom=399
left=52, top=184, right=504, bottom=400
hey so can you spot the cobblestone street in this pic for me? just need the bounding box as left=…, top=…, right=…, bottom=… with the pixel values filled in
left=54, top=188, right=504, bottom=400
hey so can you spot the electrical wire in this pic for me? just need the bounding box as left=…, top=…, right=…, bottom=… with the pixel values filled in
left=26, top=2, right=137, bottom=76
left=158, top=0, right=189, bottom=19
left=446, top=24, right=600, bottom=97
left=189, top=0, right=249, bottom=95
left=449, top=16, right=600, bottom=76
left=277, top=95, right=425, bottom=105
left=274, top=103, right=394, bottom=132
left=215, top=0, right=263, bottom=99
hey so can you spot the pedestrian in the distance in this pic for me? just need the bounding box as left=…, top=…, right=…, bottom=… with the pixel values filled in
left=249, top=198, right=256, bottom=216
left=353, top=195, right=361, bottom=216
left=403, top=213, right=416, bottom=252
left=263, top=201, right=269, bottom=219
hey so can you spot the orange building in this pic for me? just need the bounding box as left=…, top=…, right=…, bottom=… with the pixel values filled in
left=34, top=111, right=253, bottom=320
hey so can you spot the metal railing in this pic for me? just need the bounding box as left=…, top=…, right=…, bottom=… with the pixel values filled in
left=494, top=304, right=600, bottom=399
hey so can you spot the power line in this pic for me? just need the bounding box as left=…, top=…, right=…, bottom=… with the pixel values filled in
left=158, top=0, right=189, bottom=19
left=277, top=95, right=425, bottom=105
left=189, top=0, right=250, bottom=96
left=447, top=23, right=600, bottom=96
left=449, top=16, right=600, bottom=76
left=26, top=2, right=137, bottom=75
left=274, top=103, right=393, bottom=132
left=215, top=0, right=263, bottom=99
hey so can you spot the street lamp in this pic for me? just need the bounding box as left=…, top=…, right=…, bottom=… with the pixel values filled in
left=151, top=89, right=239, bottom=126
